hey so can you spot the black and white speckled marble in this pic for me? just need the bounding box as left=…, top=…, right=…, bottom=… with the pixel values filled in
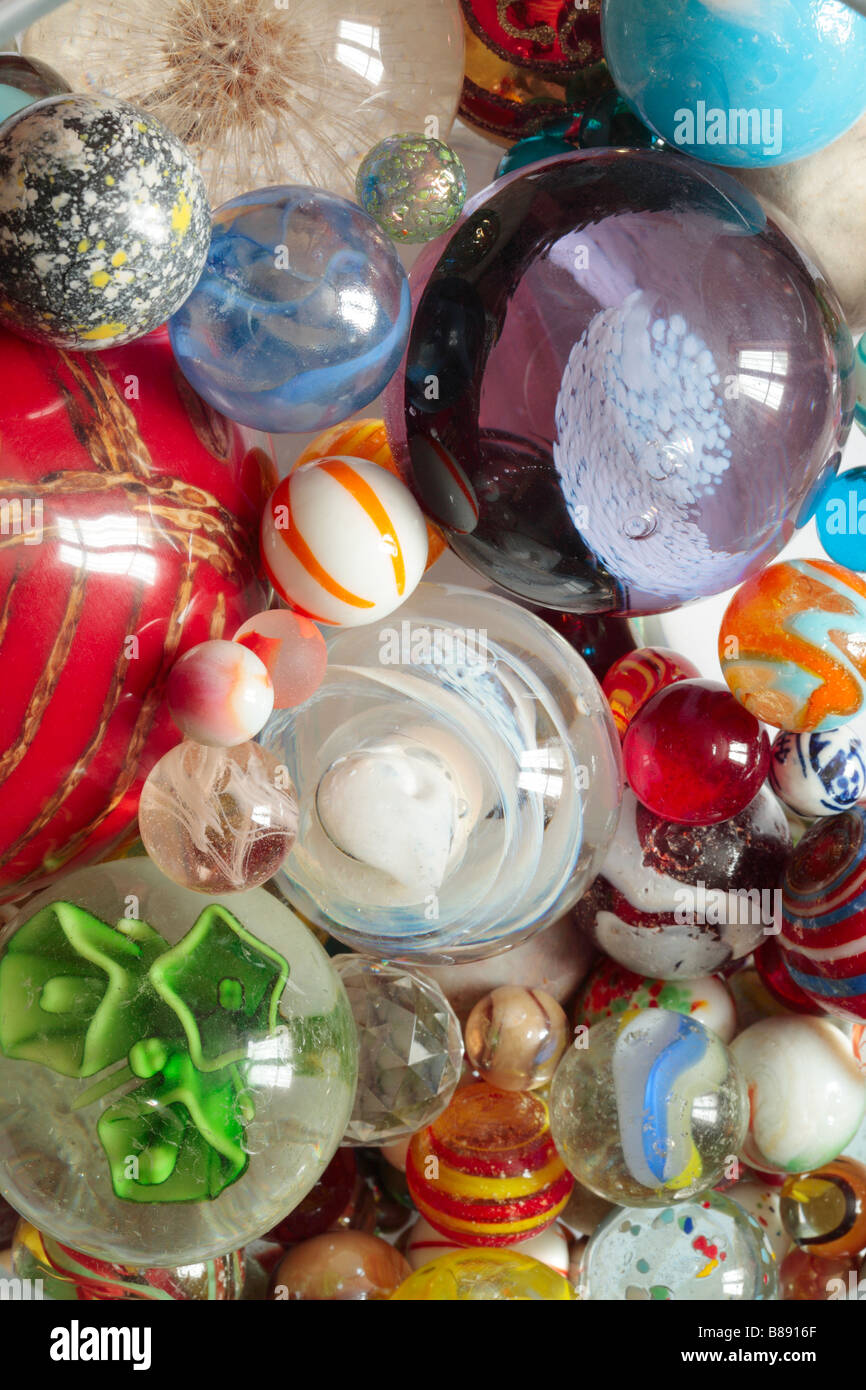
left=0, top=93, right=211, bottom=349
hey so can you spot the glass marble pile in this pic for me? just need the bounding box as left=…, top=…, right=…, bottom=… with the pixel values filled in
left=3, top=0, right=866, bottom=1315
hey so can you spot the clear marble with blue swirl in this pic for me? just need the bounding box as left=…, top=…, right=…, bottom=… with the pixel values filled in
left=169, top=185, right=411, bottom=434
left=550, top=1009, right=748, bottom=1206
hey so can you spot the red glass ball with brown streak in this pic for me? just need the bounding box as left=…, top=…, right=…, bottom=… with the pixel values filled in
left=0, top=325, right=273, bottom=902
left=623, top=678, right=770, bottom=825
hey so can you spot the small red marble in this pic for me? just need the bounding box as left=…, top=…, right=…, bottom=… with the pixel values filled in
left=623, top=678, right=770, bottom=825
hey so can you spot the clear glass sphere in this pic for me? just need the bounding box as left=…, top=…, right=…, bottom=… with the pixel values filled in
left=260, top=583, right=623, bottom=961
left=0, top=858, right=357, bottom=1265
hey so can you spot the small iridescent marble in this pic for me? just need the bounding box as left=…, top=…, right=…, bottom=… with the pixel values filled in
left=138, top=741, right=298, bottom=893
left=355, top=134, right=466, bottom=244
left=167, top=639, right=274, bottom=746
left=465, top=986, right=568, bottom=1091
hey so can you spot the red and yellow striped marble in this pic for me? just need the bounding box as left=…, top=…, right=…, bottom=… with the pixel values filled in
left=602, top=645, right=700, bottom=739
left=406, top=1083, right=573, bottom=1246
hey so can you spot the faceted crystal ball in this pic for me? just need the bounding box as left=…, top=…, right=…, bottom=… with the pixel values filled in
left=0, top=858, right=357, bottom=1265
left=385, top=150, right=852, bottom=615
left=550, top=1010, right=748, bottom=1206
left=333, top=956, right=463, bottom=1145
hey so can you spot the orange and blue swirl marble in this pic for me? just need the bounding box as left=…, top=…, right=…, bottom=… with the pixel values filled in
left=720, top=559, right=866, bottom=732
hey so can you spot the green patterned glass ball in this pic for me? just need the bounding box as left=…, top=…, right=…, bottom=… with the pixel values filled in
left=0, top=858, right=358, bottom=1266
left=355, top=133, right=466, bottom=244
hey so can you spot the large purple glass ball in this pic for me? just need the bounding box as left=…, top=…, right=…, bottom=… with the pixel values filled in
left=384, top=150, right=852, bottom=616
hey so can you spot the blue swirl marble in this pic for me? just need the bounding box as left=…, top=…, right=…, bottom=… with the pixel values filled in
left=613, top=1011, right=725, bottom=1190
left=169, top=186, right=410, bottom=434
